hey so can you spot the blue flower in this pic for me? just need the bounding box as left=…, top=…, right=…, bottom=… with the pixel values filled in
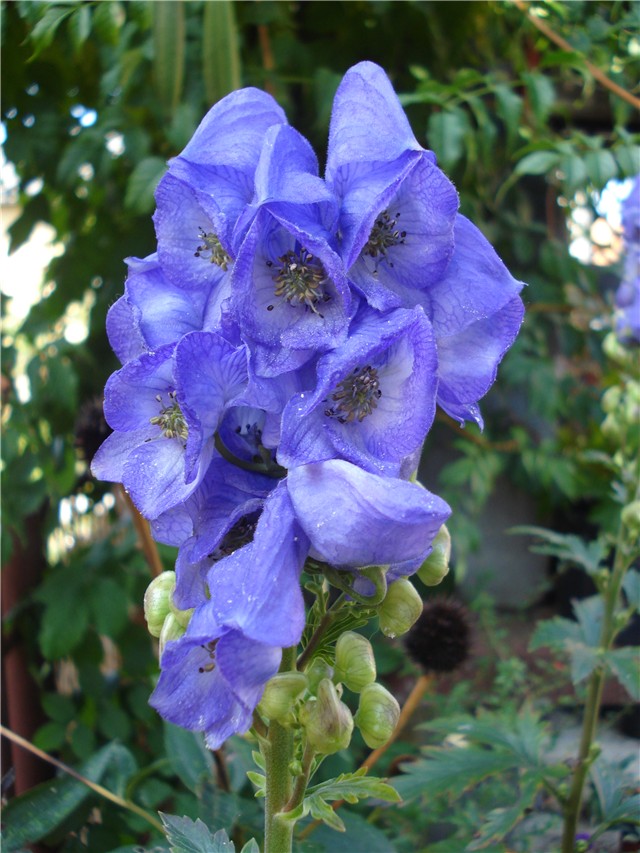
left=326, top=61, right=458, bottom=311
left=230, top=124, right=352, bottom=376
left=287, top=459, right=450, bottom=569
left=615, top=175, right=640, bottom=346
left=277, top=305, right=438, bottom=475
left=150, top=482, right=309, bottom=747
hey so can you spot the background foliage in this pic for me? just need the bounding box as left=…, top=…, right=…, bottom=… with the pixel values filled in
left=2, top=1, right=639, bottom=851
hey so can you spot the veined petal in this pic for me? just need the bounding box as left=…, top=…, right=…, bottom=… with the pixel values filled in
left=103, top=345, right=175, bottom=432
left=288, top=459, right=451, bottom=568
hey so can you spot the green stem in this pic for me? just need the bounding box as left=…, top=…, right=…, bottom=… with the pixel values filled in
left=560, top=521, right=632, bottom=852
left=263, top=646, right=297, bottom=853
left=284, top=742, right=316, bottom=814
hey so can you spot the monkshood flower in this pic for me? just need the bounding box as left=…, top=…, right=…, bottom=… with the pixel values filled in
left=615, top=175, right=640, bottom=346
left=155, top=87, right=287, bottom=272
left=278, top=305, right=438, bottom=476
left=327, top=61, right=525, bottom=427
left=150, top=483, right=309, bottom=748
left=92, top=332, right=248, bottom=518
left=326, top=60, right=458, bottom=312
left=106, top=253, right=227, bottom=364
left=231, top=124, right=352, bottom=376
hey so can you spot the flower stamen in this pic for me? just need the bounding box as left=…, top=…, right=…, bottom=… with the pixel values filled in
left=150, top=391, right=188, bottom=440
left=324, top=366, right=382, bottom=423
left=362, top=210, right=406, bottom=268
left=194, top=228, right=231, bottom=270
left=272, top=247, right=331, bottom=316
left=198, top=640, right=218, bottom=673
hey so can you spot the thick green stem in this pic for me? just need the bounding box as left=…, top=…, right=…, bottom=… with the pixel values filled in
left=263, top=646, right=297, bottom=853
left=560, top=524, right=633, bottom=852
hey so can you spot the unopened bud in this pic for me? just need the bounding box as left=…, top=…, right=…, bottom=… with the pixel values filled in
left=601, top=386, right=621, bottom=414
left=299, top=678, right=353, bottom=755
left=158, top=612, right=186, bottom=658
left=601, top=413, right=621, bottom=442
left=417, top=525, right=451, bottom=586
left=354, top=683, right=400, bottom=749
left=378, top=579, right=423, bottom=638
left=144, top=571, right=176, bottom=637
left=304, top=657, right=334, bottom=694
left=258, top=672, right=308, bottom=725
left=334, top=632, right=376, bottom=693
left=622, top=501, right=640, bottom=536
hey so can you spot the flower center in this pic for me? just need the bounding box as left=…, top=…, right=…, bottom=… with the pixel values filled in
left=270, top=247, right=330, bottom=315
left=324, top=366, right=382, bottom=424
left=194, top=228, right=231, bottom=270
left=208, top=513, right=260, bottom=562
left=362, top=209, right=406, bottom=265
left=149, top=392, right=188, bottom=440
left=198, top=640, right=217, bottom=674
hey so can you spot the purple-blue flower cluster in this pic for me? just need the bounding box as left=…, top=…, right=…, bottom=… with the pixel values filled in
left=615, top=175, right=640, bottom=346
left=93, top=62, right=524, bottom=748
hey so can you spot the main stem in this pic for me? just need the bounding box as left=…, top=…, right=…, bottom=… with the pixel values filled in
left=560, top=523, right=632, bottom=852
left=263, top=646, right=297, bottom=853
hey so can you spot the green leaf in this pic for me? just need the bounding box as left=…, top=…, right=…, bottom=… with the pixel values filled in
left=1, top=743, right=134, bottom=849
left=92, top=0, right=123, bottom=45
left=304, top=769, right=401, bottom=806
left=584, top=149, right=619, bottom=189
left=203, top=0, right=242, bottom=107
left=246, top=771, right=266, bottom=796
left=394, top=746, right=517, bottom=802
left=27, top=5, right=75, bottom=59
left=590, top=756, right=640, bottom=834
left=559, top=154, right=588, bottom=191
left=622, top=570, right=640, bottom=612
left=124, top=156, right=167, bottom=215
left=510, top=526, right=607, bottom=575
left=33, top=720, right=67, bottom=752
left=239, top=841, right=260, bottom=853
left=569, top=643, right=600, bottom=685
left=523, top=72, right=556, bottom=124
left=573, top=596, right=605, bottom=648
left=604, top=647, right=640, bottom=700
left=89, top=578, right=129, bottom=638
left=68, top=5, right=91, bottom=53
left=494, top=84, right=522, bottom=146
left=467, top=776, right=541, bottom=850
left=615, top=145, right=640, bottom=177
left=529, top=616, right=581, bottom=653
left=514, top=150, right=561, bottom=176
left=304, top=809, right=397, bottom=851
left=427, top=108, right=470, bottom=171
left=160, top=814, right=235, bottom=853
left=164, top=722, right=214, bottom=793
left=152, top=0, right=185, bottom=112
left=37, top=576, right=90, bottom=659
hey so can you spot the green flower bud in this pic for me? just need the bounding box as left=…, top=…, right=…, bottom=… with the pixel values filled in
left=601, top=412, right=621, bottom=442
left=417, top=525, right=451, bottom=587
left=169, top=599, right=195, bottom=629
left=304, top=657, right=335, bottom=694
left=378, top=579, right=423, bottom=638
left=601, top=386, right=622, bottom=414
left=622, top=500, right=640, bottom=536
left=354, top=683, right=400, bottom=749
left=144, top=571, right=176, bottom=637
left=258, top=672, right=308, bottom=725
left=158, top=612, right=186, bottom=658
left=299, top=678, right=353, bottom=755
left=334, top=632, right=376, bottom=693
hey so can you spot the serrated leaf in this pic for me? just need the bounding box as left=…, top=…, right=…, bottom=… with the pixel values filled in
left=514, top=150, right=560, bottom=176
left=203, top=0, right=241, bottom=106
left=152, top=0, right=185, bottom=111
left=573, top=596, right=605, bottom=648
left=89, top=578, right=129, bottom=637
left=622, top=570, right=640, bottom=613
left=511, top=527, right=608, bottom=575
left=307, top=809, right=397, bottom=851
left=199, top=783, right=242, bottom=834
left=568, top=642, right=600, bottom=685
left=523, top=72, right=556, bottom=124
left=124, top=156, right=166, bottom=214
left=590, top=756, right=640, bottom=830
left=305, top=769, right=401, bottom=806
left=164, top=722, right=214, bottom=793
left=160, top=814, right=235, bottom=853
left=494, top=84, right=522, bottom=146
left=530, top=616, right=581, bottom=653
left=1, top=743, right=135, bottom=849
left=467, top=776, right=540, bottom=850
left=604, top=647, right=640, bottom=699
left=394, top=747, right=517, bottom=802
left=240, top=841, right=260, bottom=853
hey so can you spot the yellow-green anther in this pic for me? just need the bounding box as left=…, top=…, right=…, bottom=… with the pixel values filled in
left=417, top=525, right=451, bottom=587
left=334, top=631, right=376, bottom=693
left=257, top=671, right=308, bottom=725
left=158, top=612, right=186, bottom=658
left=299, top=678, right=353, bottom=755
left=144, top=571, right=177, bottom=638
left=354, top=682, right=400, bottom=749
left=304, top=657, right=335, bottom=694
left=378, top=578, right=423, bottom=638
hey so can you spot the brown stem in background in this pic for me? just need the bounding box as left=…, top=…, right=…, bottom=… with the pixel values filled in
left=512, top=0, right=640, bottom=110
left=258, top=23, right=276, bottom=95
left=119, top=486, right=164, bottom=578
